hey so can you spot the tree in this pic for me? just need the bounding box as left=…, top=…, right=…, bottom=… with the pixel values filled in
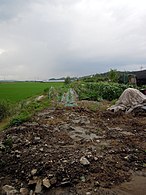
left=64, top=76, right=71, bottom=85
left=108, top=69, right=120, bottom=83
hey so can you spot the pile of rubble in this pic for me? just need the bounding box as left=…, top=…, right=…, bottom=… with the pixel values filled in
left=0, top=106, right=146, bottom=195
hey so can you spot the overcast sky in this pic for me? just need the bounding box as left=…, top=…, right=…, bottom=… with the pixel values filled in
left=0, top=0, right=146, bottom=80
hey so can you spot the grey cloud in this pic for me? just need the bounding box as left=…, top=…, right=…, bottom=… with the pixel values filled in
left=0, top=0, right=146, bottom=80
left=0, top=0, right=32, bottom=21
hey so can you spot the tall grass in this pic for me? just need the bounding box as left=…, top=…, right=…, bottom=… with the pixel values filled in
left=0, top=100, right=11, bottom=121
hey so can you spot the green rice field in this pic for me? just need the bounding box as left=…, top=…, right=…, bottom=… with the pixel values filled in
left=0, top=82, right=64, bottom=103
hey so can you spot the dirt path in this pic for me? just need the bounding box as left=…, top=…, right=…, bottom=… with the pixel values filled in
left=0, top=106, right=146, bottom=194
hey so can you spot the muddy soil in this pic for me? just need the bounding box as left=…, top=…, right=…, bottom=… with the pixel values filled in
left=0, top=104, right=146, bottom=194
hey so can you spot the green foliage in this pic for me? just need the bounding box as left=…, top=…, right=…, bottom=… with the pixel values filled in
left=0, top=82, right=65, bottom=125
left=118, top=72, right=129, bottom=84
left=64, top=77, right=71, bottom=85
left=44, top=87, right=50, bottom=94
left=8, top=97, right=50, bottom=127
left=108, top=69, right=120, bottom=83
left=81, top=74, right=108, bottom=82
left=9, top=112, right=30, bottom=126
left=71, top=81, right=128, bottom=101
left=0, top=100, right=11, bottom=121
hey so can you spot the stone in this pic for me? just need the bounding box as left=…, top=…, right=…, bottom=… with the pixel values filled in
left=50, top=177, right=57, bottom=185
left=94, top=181, right=100, bottom=187
left=80, top=176, right=86, bottom=182
left=35, top=179, right=42, bottom=194
left=0, top=142, right=5, bottom=150
left=28, top=179, right=37, bottom=185
left=43, top=178, right=51, bottom=188
left=62, top=160, right=68, bottom=163
left=29, top=190, right=33, bottom=195
left=60, top=181, right=71, bottom=186
left=80, top=156, right=90, bottom=165
left=39, top=147, right=44, bottom=152
left=20, top=188, right=29, bottom=195
left=35, top=95, right=45, bottom=101
left=34, top=137, right=41, bottom=142
left=80, top=116, right=90, bottom=125
left=94, top=157, right=98, bottom=161
left=86, top=192, right=92, bottom=195
left=31, top=169, right=37, bottom=176
left=15, top=150, right=21, bottom=154
left=2, top=185, right=18, bottom=195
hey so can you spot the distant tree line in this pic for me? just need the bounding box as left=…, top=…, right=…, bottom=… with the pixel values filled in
left=79, top=69, right=129, bottom=84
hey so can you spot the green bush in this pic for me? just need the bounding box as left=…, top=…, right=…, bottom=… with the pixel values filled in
left=71, top=81, right=128, bottom=101
left=65, top=77, right=71, bottom=85
left=9, top=112, right=30, bottom=126
left=44, top=87, right=50, bottom=94
left=108, top=69, right=120, bottom=83
left=0, top=100, right=11, bottom=121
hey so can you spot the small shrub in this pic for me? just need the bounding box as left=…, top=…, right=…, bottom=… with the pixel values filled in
left=44, top=87, right=50, bottom=94
left=71, top=81, right=128, bottom=101
left=9, top=112, right=30, bottom=126
left=0, top=100, right=11, bottom=121
left=108, top=69, right=120, bottom=83
left=65, top=77, right=71, bottom=85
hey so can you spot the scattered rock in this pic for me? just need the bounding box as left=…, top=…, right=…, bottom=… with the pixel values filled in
left=94, top=157, right=98, bottom=161
left=34, top=137, right=41, bottom=142
left=94, top=181, right=100, bottom=187
left=80, top=176, right=86, bottom=182
left=2, top=185, right=18, bottom=195
left=0, top=106, right=146, bottom=195
left=39, top=148, right=44, bottom=152
left=35, top=95, right=45, bottom=101
left=50, top=177, right=57, bottom=185
left=31, top=169, right=37, bottom=176
left=0, top=142, right=5, bottom=150
left=35, top=179, right=42, bottom=194
left=60, top=180, right=71, bottom=186
left=20, top=188, right=29, bottom=195
left=28, top=179, right=37, bottom=185
left=86, top=192, right=92, bottom=195
left=43, top=178, right=51, bottom=188
left=80, top=156, right=90, bottom=165
left=80, top=116, right=90, bottom=125
left=29, top=190, right=33, bottom=195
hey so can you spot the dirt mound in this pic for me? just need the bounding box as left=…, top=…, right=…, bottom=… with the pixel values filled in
left=0, top=106, right=146, bottom=194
